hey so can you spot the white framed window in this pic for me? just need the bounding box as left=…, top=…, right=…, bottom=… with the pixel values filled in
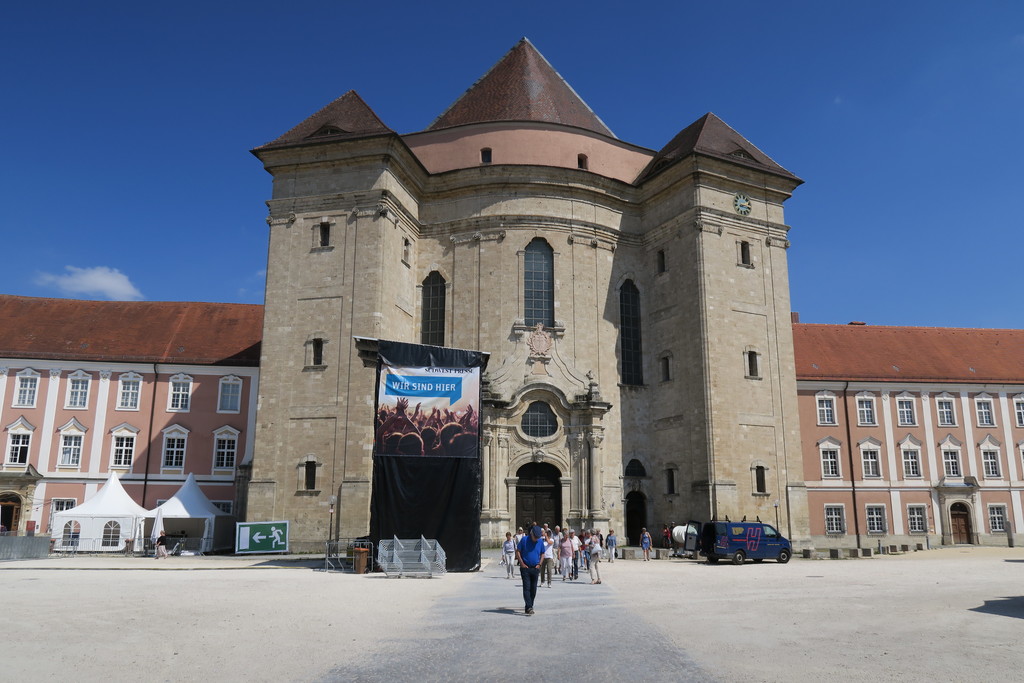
left=217, top=376, right=242, bottom=413
left=13, top=369, right=40, bottom=408
left=866, top=505, right=887, bottom=534
left=5, top=418, right=34, bottom=465
left=109, top=424, right=139, bottom=468
left=212, top=501, right=233, bottom=514
left=861, top=449, right=881, bottom=478
left=49, top=499, right=75, bottom=532
left=936, top=397, right=956, bottom=426
left=975, top=396, right=995, bottom=427
left=897, top=396, right=916, bottom=426
left=117, top=373, right=142, bottom=411
left=167, top=374, right=192, bottom=412
left=817, top=394, right=836, bottom=425
left=213, top=426, right=239, bottom=470
left=902, top=449, right=921, bottom=478
left=824, top=505, right=845, bottom=534
left=59, top=434, right=83, bottom=467
left=942, top=449, right=961, bottom=477
left=821, top=447, right=841, bottom=478
left=57, top=418, right=87, bottom=468
left=1015, top=396, right=1024, bottom=427
left=65, top=370, right=91, bottom=409
left=856, top=395, right=876, bottom=426
left=907, top=505, right=927, bottom=534
left=982, top=450, right=1001, bottom=478
left=161, top=425, right=189, bottom=469
left=988, top=505, right=1007, bottom=533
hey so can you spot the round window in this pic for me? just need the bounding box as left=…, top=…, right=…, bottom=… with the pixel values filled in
left=521, top=401, right=557, bottom=438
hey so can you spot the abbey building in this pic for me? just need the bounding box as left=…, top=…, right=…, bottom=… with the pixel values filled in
left=247, top=39, right=808, bottom=550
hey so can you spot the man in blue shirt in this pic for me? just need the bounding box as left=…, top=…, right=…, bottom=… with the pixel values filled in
left=516, top=525, right=545, bottom=615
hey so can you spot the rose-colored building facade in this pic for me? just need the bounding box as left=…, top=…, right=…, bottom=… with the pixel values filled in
left=0, top=297, right=261, bottom=541
left=796, top=322, right=1024, bottom=549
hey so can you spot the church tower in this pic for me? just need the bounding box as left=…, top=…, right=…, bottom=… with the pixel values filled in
left=248, top=39, right=808, bottom=550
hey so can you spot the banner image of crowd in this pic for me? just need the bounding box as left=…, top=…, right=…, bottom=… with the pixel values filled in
left=375, top=363, right=480, bottom=457
left=369, top=340, right=487, bottom=572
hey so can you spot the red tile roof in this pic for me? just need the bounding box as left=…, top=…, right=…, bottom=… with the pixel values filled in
left=636, top=113, right=800, bottom=184
left=255, top=90, right=394, bottom=151
left=426, top=38, right=615, bottom=138
left=0, top=296, right=262, bottom=366
left=794, top=323, right=1024, bottom=383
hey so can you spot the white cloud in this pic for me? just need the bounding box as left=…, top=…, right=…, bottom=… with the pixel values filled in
left=35, top=266, right=144, bottom=301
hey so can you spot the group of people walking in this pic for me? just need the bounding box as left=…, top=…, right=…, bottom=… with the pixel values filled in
left=504, top=522, right=619, bottom=616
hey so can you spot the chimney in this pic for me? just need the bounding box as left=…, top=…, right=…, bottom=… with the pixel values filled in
left=791, top=312, right=800, bottom=323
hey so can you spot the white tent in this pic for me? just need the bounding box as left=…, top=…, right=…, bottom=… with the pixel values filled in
left=52, top=472, right=147, bottom=552
left=144, top=473, right=234, bottom=553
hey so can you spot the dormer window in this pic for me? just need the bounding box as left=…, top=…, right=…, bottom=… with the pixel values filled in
left=480, top=148, right=492, bottom=164
left=577, top=154, right=588, bottom=170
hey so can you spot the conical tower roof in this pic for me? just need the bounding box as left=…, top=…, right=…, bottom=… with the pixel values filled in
left=637, top=112, right=800, bottom=184
left=426, top=38, right=614, bottom=138
left=256, top=90, right=394, bottom=150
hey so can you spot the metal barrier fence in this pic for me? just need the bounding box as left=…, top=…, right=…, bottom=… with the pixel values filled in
left=376, top=536, right=446, bottom=578
left=324, top=539, right=374, bottom=573
left=50, top=536, right=209, bottom=556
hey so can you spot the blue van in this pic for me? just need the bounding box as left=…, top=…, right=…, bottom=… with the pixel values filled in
left=685, top=520, right=792, bottom=565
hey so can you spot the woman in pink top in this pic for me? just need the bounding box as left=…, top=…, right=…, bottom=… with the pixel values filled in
left=558, top=531, right=574, bottom=581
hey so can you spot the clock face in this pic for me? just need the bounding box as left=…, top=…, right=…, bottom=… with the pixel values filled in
left=733, top=193, right=752, bottom=216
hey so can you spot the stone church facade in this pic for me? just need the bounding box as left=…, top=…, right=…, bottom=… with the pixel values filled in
left=248, top=39, right=809, bottom=550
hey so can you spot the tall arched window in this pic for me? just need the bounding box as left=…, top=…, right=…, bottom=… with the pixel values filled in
left=524, top=239, right=554, bottom=327
left=619, top=279, right=643, bottom=385
left=421, top=271, right=446, bottom=346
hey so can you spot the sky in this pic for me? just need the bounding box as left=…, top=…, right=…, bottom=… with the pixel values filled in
left=3, top=2, right=1023, bottom=328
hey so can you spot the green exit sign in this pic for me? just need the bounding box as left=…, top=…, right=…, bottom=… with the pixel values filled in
left=235, top=521, right=289, bottom=554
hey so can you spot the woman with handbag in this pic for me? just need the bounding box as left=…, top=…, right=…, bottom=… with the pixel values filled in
left=587, top=531, right=602, bottom=584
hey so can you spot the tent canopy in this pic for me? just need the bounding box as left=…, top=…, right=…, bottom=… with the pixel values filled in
left=52, top=472, right=146, bottom=552
left=145, top=473, right=228, bottom=519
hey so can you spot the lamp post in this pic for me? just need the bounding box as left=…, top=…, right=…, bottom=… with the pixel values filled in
left=328, top=495, right=337, bottom=544
left=773, top=499, right=780, bottom=530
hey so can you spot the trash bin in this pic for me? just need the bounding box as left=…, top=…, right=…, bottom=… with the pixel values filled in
left=353, top=547, right=369, bottom=574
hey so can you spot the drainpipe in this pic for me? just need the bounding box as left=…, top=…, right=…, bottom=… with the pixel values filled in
left=841, top=382, right=862, bottom=549
left=141, top=363, right=158, bottom=507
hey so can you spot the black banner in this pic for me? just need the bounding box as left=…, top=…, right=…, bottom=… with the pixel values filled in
left=369, top=340, right=486, bottom=572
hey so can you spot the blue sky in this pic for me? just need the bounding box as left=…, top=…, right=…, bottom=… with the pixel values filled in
left=3, top=2, right=1023, bottom=328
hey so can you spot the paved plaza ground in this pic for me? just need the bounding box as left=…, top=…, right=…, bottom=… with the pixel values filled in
left=4, top=545, right=1022, bottom=682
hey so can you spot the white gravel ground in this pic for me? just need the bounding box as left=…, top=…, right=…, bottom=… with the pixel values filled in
left=3, top=546, right=1021, bottom=682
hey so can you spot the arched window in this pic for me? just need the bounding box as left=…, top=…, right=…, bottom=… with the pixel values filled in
left=755, top=466, right=767, bottom=494
left=619, top=280, right=643, bottom=385
left=421, top=271, right=446, bottom=346
left=62, top=520, right=81, bottom=547
left=521, top=401, right=557, bottom=438
left=624, top=459, right=646, bottom=477
left=102, top=521, right=121, bottom=547
left=524, top=239, right=554, bottom=327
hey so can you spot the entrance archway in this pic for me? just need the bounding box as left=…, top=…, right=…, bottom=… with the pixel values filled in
left=625, top=491, right=646, bottom=547
left=950, top=502, right=972, bottom=544
left=0, top=493, right=22, bottom=534
left=515, top=462, right=561, bottom=529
